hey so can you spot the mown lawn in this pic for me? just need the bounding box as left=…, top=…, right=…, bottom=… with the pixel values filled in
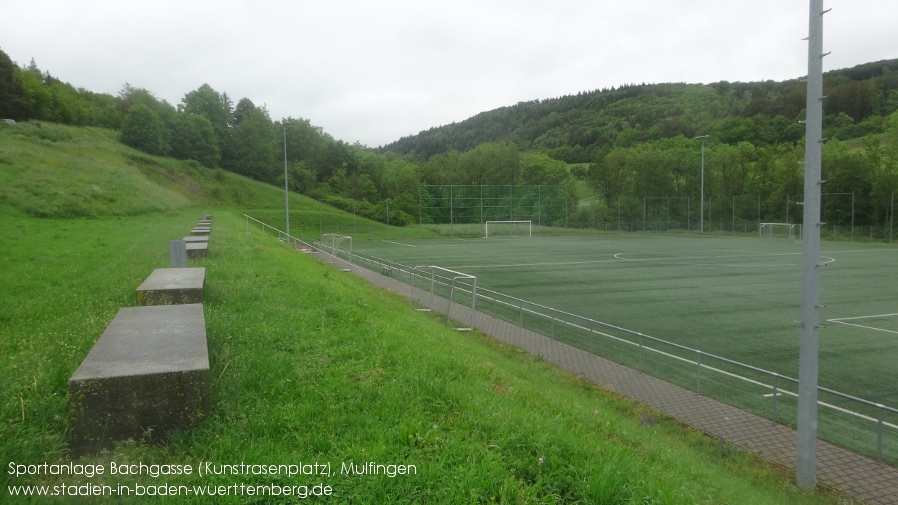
left=0, top=210, right=853, bottom=503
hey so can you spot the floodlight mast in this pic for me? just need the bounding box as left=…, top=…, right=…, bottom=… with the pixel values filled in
left=694, top=135, right=709, bottom=233
left=284, top=122, right=290, bottom=245
left=797, top=0, right=828, bottom=489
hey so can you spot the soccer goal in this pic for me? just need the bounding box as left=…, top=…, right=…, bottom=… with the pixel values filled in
left=484, top=220, right=532, bottom=238
left=320, top=233, right=354, bottom=267
left=758, top=223, right=802, bottom=240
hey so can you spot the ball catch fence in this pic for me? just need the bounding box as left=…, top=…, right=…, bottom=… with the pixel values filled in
left=419, top=185, right=568, bottom=238
left=309, top=190, right=896, bottom=243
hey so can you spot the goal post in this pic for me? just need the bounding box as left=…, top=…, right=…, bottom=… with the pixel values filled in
left=484, top=220, right=532, bottom=238
left=759, top=223, right=802, bottom=240
left=320, top=233, right=354, bottom=265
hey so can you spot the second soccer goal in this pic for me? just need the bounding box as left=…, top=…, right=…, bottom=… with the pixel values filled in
left=484, top=220, right=532, bottom=238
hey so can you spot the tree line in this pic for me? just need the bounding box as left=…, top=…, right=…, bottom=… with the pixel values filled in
left=2, top=47, right=897, bottom=232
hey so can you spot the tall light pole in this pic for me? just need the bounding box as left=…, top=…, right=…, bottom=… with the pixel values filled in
left=694, top=135, right=709, bottom=233
left=283, top=122, right=290, bottom=245
left=797, top=0, right=828, bottom=489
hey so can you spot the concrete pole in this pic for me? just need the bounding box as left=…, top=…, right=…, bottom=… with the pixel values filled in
left=283, top=123, right=290, bottom=245
left=797, top=0, right=828, bottom=489
left=695, top=135, right=709, bottom=232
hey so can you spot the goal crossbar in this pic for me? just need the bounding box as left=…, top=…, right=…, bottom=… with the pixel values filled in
left=320, top=233, right=354, bottom=266
left=484, top=220, right=532, bottom=238
left=758, top=223, right=801, bottom=240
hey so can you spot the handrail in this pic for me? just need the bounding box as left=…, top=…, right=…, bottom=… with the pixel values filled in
left=243, top=214, right=315, bottom=250
left=245, top=217, right=897, bottom=463
left=343, top=246, right=898, bottom=463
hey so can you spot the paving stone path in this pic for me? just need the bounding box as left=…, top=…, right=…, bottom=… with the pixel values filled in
left=318, top=253, right=898, bottom=505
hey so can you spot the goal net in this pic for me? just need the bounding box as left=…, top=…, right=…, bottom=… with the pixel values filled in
left=484, top=220, right=532, bottom=238
left=320, top=233, right=354, bottom=263
left=758, top=223, right=801, bottom=240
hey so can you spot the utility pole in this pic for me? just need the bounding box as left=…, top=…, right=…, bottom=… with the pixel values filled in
left=694, top=135, right=709, bottom=233
left=797, top=0, right=828, bottom=489
left=284, top=122, right=290, bottom=245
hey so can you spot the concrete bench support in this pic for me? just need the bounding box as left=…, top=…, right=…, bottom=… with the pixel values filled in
left=186, top=242, right=208, bottom=259
left=68, top=304, right=210, bottom=455
left=136, top=268, right=205, bottom=306
left=169, top=240, right=187, bottom=268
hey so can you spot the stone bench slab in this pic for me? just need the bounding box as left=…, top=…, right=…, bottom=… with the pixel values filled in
left=190, top=228, right=210, bottom=236
left=183, top=235, right=209, bottom=243
left=136, top=267, right=205, bottom=306
left=68, top=304, right=210, bottom=455
left=186, top=242, right=208, bottom=259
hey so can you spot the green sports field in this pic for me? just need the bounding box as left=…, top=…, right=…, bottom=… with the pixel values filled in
left=346, top=232, right=898, bottom=461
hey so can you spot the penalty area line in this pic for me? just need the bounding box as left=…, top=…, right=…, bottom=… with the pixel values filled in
left=826, top=320, right=898, bottom=335
left=827, top=312, right=898, bottom=335
left=827, top=312, right=898, bottom=322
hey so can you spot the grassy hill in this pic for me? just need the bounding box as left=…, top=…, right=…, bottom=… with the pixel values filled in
left=381, top=58, right=898, bottom=160
left=0, top=121, right=294, bottom=218
left=0, top=123, right=854, bottom=503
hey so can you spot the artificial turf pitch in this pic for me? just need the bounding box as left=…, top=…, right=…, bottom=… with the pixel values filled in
left=349, top=233, right=898, bottom=462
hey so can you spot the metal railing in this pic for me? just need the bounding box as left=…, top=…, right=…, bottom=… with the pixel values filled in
left=247, top=215, right=897, bottom=465
left=244, top=214, right=315, bottom=250
left=337, top=247, right=898, bottom=465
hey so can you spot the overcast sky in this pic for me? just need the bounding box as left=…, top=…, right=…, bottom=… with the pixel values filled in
left=2, top=1, right=896, bottom=147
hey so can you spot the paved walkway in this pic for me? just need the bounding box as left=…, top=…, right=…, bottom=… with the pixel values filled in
left=317, top=252, right=898, bottom=505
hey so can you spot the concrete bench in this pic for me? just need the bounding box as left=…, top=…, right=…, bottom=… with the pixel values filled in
left=190, top=227, right=210, bottom=236
left=183, top=235, right=209, bottom=243
left=198, top=220, right=211, bottom=226
left=186, top=242, right=208, bottom=259
left=68, top=304, right=210, bottom=455
left=136, top=268, right=205, bottom=305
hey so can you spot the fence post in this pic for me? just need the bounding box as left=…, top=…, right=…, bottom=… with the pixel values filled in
left=696, top=351, right=702, bottom=394
left=877, top=404, right=884, bottom=463
left=772, top=373, right=779, bottom=423
left=638, top=334, right=644, bottom=372
left=429, top=269, right=436, bottom=310
left=447, top=280, right=455, bottom=327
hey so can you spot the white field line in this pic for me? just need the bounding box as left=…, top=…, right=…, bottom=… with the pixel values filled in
left=474, top=290, right=898, bottom=431
left=383, top=240, right=415, bottom=247
left=398, top=241, right=897, bottom=431
left=450, top=251, right=817, bottom=271
left=828, top=313, right=898, bottom=322
left=449, top=258, right=621, bottom=270
left=613, top=251, right=836, bottom=266
left=827, top=313, right=898, bottom=335
left=450, top=247, right=844, bottom=270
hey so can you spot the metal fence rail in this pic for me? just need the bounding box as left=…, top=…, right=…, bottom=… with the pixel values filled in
left=332, top=246, right=898, bottom=465
left=246, top=213, right=897, bottom=465
left=244, top=214, right=316, bottom=250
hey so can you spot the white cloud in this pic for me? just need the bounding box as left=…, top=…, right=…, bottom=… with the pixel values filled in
left=1, top=0, right=895, bottom=147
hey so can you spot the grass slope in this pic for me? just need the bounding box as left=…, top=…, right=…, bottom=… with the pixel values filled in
left=0, top=121, right=318, bottom=220
left=1, top=211, right=851, bottom=504
left=0, top=122, right=855, bottom=502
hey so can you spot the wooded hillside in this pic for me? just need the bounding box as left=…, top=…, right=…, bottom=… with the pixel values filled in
left=2, top=48, right=897, bottom=233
